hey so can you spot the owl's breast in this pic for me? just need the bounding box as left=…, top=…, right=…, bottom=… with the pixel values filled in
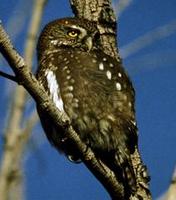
left=48, top=49, right=134, bottom=120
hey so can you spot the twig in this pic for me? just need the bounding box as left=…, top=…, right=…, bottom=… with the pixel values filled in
left=120, top=19, right=176, bottom=58
left=0, top=70, right=17, bottom=82
left=21, top=110, right=39, bottom=137
left=113, top=0, right=133, bottom=17
left=0, top=1, right=47, bottom=200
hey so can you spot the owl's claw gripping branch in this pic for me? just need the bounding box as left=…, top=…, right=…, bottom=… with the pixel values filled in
left=0, top=23, right=126, bottom=200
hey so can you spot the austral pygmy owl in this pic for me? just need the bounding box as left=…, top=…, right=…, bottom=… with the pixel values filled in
left=36, top=17, right=138, bottom=197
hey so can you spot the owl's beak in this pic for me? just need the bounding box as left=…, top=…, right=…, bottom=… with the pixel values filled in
left=85, top=37, right=93, bottom=51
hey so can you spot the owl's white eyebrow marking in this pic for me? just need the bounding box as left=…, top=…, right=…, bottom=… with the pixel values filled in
left=116, top=82, right=122, bottom=90
left=106, top=70, right=112, bottom=80
left=99, top=62, right=104, bottom=70
left=45, top=70, right=64, bottom=111
left=70, top=25, right=87, bottom=38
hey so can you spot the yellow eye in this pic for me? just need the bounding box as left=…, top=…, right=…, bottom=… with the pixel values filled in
left=67, top=30, right=78, bottom=37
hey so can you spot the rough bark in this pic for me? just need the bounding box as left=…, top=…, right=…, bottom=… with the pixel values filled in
left=70, top=0, right=151, bottom=199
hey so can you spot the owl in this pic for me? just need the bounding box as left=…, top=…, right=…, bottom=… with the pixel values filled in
left=36, top=17, right=138, bottom=198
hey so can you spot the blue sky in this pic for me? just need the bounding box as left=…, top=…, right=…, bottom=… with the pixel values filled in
left=0, top=0, right=176, bottom=199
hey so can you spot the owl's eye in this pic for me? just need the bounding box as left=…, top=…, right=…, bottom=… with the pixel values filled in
left=67, top=30, right=79, bottom=37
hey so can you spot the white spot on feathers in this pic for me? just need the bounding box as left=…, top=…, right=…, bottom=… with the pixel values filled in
left=118, top=72, right=122, bottom=77
left=106, top=70, right=112, bottom=80
left=99, top=62, right=104, bottom=70
left=45, top=70, right=64, bottom=111
left=116, top=82, right=122, bottom=90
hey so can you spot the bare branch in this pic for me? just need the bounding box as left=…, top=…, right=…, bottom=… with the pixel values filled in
left=24, top=0, right=47, bottom=69
left=120, top=19, right=176, bottom=58
left=2, top=0, right=31, bottom=43
left=70, top=1, right=151, bottom=199
left=0, top=70, right=17, bottom=82
left=113, top=0, right=133, bottom=17
left=0, top=0, right=31, bottom=69
left=0, top=1, right=47, bottom=199
left=21, top=110, right=39, bottom=139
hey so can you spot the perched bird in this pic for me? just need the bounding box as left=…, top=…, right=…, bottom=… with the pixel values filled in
left=36, top=17, right=138, bottom=197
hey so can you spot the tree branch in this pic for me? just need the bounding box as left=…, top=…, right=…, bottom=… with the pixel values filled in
left=0, top=22, right=125, bottom=199
left=113, top=0, right=133, bottom=17
left=0, top=70, right=17, bottom=82
left=120, top=19, right=176, bottom=58
left=70, top=0, right=121, bottom=59
left=70, top=1, right=151, bottom=199
left=0, top=1, right=47, bottom=200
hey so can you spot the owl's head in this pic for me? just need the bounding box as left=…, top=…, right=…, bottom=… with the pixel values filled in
left=37, top=17, right=100, bottom=58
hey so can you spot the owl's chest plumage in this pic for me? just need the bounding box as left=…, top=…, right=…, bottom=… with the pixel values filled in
left=38, top=49, right=134, bottom=115
left=37, top=48, right=136, bottom=152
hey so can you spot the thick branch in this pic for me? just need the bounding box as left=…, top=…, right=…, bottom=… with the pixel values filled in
left=70, top=1, right=151, bottom=199
left=70, top=0, right=120, bottom=59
